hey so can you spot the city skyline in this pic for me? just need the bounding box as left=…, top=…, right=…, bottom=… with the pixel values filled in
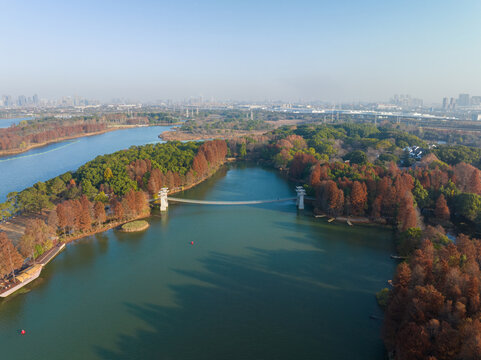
left=1, top=0, right=481, bottom=103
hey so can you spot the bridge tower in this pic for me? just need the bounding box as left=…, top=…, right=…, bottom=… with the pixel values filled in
left=296, top=186, right=306, bottom=210
left=159, top=187, right=169, bottom=212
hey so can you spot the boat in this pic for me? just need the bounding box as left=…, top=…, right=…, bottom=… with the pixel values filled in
left=347, top=219, right=353, bottom=226
left=314, top=214, right=326, bottom=218
left=328, top=218, right=335, bottom=223
left=0, top=264, right=43, bottom=298
left=390, top=255, right=407, bottom=260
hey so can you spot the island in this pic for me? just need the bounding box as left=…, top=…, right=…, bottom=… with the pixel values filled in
left=120, top=220, right=149, bottom=232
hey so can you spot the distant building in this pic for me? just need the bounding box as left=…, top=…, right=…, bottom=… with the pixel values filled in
left=32, top=94, right=39, bottom=105
left=17, top=95, right=27, bottom=106
left=471, top=96, right=481, bottom=106
left=390, top=94, right=423, bottom=108
left=442, top=97, right=448, bottom=110
left=472, top=113, right=481, bottom=121
left=449, top=97, right=456, bottom=110
left=458, top=93, right=470, bottom=107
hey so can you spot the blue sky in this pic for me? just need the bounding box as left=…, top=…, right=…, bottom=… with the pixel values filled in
left=1, top=0, right=480, bottom=103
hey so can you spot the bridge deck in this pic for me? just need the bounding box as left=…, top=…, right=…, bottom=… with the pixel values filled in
left=166, top=197, right=296, bottom=205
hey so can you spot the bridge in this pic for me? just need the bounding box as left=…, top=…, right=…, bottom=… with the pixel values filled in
left=154, top=186, right=306, bottom=211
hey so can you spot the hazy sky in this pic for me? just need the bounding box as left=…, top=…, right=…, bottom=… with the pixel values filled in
left=1, top=0, right=480, bottom=103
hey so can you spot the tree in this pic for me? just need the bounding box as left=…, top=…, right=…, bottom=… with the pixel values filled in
left=455, top=193, right=481, bottom=222
left=81, top=179, right=98, bottom=200
left=350, top=181, right=368, bottom=215
left=343, top=150, right=368, bottom=165
left=48, top=177, right=66, bottom=198
left=104, top=167, right=114, bottom=181
left=20, top=219, right=54, bottom=260
left=110, top=199, right=124, bottom=220
left=435, top=194, right=450, bottom=221
left=397, top=194, right=418, bottom=231
left=78, top=196, right=92, bottom=231
left=0, top=233, right=24, bottom=281
left=93, top=202, right=107, bottom=226
left=239, top=142, right=247, bottom=158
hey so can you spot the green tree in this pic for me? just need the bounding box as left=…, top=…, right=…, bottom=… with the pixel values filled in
left=239, top=143, right=247, bottom=158
left=455, top=193, right=481, bottom=222
left=49, top=177, right=67, bottom=197
left=81, top=179, right=98, bottom=199
left=343, top=150, right=368, bottom=165
left=104, top=167, right=113, bottom=181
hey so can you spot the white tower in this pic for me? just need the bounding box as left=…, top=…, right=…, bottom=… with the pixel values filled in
left=159, top=187, right=169, bottom=212
left=296, top=186, right=306, bottom=210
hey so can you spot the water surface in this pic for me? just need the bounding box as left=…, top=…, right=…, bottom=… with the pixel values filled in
left=0, top=126, right=171, bottom=200
left=0, top=117, right=33, bottom=128
left=0, top=164, right=395, bottom=359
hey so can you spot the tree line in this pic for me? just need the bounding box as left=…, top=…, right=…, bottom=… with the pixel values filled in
left=227, top=123, right=481, bottom=358
left=0, top=140, right=228, bottom=282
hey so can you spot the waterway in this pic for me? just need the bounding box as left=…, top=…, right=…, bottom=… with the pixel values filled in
left=0, top=164, right=395, bottom=359
left=0, top=117, right=33, bottom=128
left=0, top=125, right=171, bottom=201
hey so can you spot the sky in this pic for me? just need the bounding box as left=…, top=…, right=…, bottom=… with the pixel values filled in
left=1, top=0, right=480, bottom=103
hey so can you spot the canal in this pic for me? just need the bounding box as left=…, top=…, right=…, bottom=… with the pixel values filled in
left=0, top=164, right=395, bottom=359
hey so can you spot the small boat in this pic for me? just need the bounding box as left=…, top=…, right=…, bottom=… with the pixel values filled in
left=390, top=255, right=407, bottom=260
left=328, top=218, right=335, bottom=223
left=314, top=214, right=326, bottom=218
left=347, top=219, right=353, bottom=226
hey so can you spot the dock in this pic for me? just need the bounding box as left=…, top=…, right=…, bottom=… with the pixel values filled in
left=0, top=242, right=65, bottom=298
left=37, top=243, right=65, bottom=266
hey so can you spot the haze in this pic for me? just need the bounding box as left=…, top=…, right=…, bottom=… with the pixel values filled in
left=1, top=0, right=481, bottom=103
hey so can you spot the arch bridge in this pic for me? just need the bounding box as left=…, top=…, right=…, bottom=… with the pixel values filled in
left=154, top=186, right=307, bottom=211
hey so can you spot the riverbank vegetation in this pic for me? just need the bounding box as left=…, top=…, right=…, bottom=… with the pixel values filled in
left=0, top=139, right=227, bottom=282
left=2, top=114, right=481, bottom=357
left=0, top=111, right=183, bottom=155
left=224, top=122, right=481, bottom=359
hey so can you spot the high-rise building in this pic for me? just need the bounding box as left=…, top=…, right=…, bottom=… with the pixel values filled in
left=32, top=94, right=39, bottom=105
left=442, top=97, right=448, bottom=110
left=449, top=97, right=456, bottom=110
left=471, top=96, right=481, bottom=106
left=458, top=93, right=470, bottom=107
left=17, top=95, right=27, bottom=106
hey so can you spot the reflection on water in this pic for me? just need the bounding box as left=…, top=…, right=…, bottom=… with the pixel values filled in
left=0, top=164, right=395, bottom=359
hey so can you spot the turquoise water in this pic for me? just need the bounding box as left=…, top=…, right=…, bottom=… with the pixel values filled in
left=0, top=164, right=395, bottom=359
left=0, top=125, right=171, bottom=201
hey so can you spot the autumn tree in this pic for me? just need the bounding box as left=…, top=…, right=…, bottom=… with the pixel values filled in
left=0, top=233, right=24, bottom=281
left=19, top=219, right=54, bottom=260
left=350, top=181, right=368, bottom=215
left=93, top=202, right=107, bottom=226
left=78, top=196, right=92, bottom=232
left=397, top=194, right=418, bottom=231
left=434, top=194, right=450, bottom=221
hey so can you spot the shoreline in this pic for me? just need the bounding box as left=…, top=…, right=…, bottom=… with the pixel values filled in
left=159, top=129, right=267, bottom=142
left=50, top=161, right=227, bottom=245
left=0, top=123, right=174, bottom=158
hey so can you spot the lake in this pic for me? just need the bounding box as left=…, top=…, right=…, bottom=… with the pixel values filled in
left=0, top=164, right=395, bottom=359
left=0, top=117, right=33, bottom=128
left=0, top=125, right=172, bottom=201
